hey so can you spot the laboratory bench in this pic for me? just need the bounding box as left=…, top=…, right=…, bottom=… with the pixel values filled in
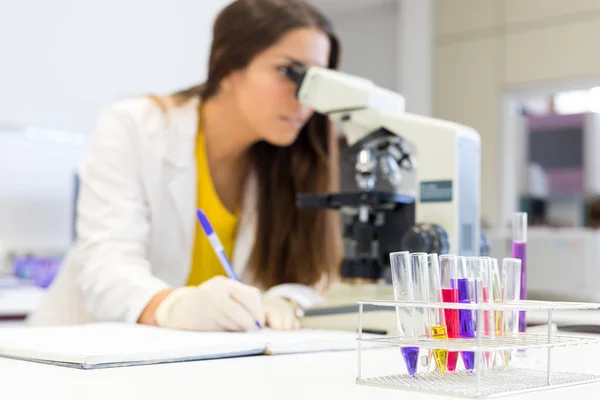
left=1, top=336, right=600, bottom=399
left=3, top=277, right=600, bottom=398
left=0, top=276, right=44, bottom=324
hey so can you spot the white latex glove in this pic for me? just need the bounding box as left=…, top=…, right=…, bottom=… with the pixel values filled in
left=262, top=295, right=300, bottom=330
left=155, top=276, right=265, bottom=332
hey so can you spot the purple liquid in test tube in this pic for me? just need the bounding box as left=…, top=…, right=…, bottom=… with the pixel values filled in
left=389, top=251, right=420, bottom=376
left=458, top=277, right=475, bottom=370
left=401, top=347, right=420, bottom=375
left=512, top=213, right=527, bottom=333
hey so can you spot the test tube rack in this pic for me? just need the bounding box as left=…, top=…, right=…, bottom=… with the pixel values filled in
left=355, top=299, right=600, bottom=398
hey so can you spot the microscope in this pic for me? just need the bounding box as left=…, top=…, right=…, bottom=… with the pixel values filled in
left=285, top=66, right=481, bottom=333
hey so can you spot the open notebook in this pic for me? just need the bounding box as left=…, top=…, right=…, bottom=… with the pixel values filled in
left=0, top=323, right=364, bottom=369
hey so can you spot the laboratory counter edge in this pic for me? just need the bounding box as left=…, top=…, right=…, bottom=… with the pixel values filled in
left=2, top=338, right=600, bottom=400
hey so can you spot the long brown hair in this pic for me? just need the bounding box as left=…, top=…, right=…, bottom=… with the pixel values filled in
left=173, top=0, right=342, bottom=290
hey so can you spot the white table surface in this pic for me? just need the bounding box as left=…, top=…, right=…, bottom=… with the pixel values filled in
left=0, top=285, right=44, bottom=317
left=1, top=341, right=600, bottom=400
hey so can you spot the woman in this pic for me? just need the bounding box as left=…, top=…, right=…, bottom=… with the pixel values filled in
left=28, top=0, right=342, bottom=331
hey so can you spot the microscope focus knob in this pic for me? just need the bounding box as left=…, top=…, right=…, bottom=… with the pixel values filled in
left=400, top=223, right=450, bottom=254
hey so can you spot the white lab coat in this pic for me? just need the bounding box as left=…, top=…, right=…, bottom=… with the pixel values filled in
left=28, top=96, right=323, bottom=326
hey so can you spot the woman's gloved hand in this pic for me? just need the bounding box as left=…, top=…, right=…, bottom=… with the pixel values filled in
left=262, top=295, right=301, bottom=330
left=154, top=276, right=265, bottom=332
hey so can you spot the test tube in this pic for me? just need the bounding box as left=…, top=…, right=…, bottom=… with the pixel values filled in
left=439, top=254, right=459, bottom=372
left=389, top=251, right=419, bottom=376
left=411, top=253, right=431, bottom=340
left=477, top=257, right=496, bottom=368
left=511, top=213, right=527, bottom=333
left=457, top=256, right=468, bottom=280
left=458, top=257, right=475, bottom=371
left=490, top=258, right=505, bottom=366
left=490, top=258, right=503, bottom=334
left=502, top=258, right=522, bottom=365
left=427, top=254, right=448, bottom=373
left=478, top=258, right=495, bottom=333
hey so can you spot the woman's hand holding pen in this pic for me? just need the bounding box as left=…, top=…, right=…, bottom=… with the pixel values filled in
left=152, top=276, right=301, bottom=332
left=154, top=276, right=265, bottom=332
left=183, top=210, right=300, bottom=332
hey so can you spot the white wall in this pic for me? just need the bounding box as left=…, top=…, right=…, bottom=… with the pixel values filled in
left=0, top=0, right=228, bottom=134
left=316, top=0, right=399, bottom=91
left=397, top=0, right=433, bottom=116
left=0, top=0, right=228, bottom=255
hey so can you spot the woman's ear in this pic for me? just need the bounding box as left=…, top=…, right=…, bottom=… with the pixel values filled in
left=220, top=75, right=233, bottom=93
left=220, top=69, right=242, bottom=93
left=221, top=68, right=248, bottom=94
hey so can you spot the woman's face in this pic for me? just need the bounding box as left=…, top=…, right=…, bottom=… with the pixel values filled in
left=226, top=28, right=331, bottom=147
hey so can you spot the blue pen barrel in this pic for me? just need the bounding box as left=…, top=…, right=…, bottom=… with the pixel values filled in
left=197, top=209, right=215, bottom=235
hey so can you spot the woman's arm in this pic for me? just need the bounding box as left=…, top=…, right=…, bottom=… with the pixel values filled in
left=75, top=101, right=171, bottom=323
left=138, top=289, right=173, bottom=325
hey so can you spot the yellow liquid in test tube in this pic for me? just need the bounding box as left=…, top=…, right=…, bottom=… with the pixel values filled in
left=495, top=310, right=507, bottom=367
left=495, top=311, right=503, bottom=336
left=430, top=325, right=448, bottom=373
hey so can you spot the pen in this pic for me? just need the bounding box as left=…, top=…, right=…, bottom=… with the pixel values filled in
left=196, top=208, right=263, bottom=329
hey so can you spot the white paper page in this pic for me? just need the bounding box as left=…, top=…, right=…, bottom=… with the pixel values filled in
left=0, top=323, right=267, bottom=366
left=0, top=324, right=369, bottom=367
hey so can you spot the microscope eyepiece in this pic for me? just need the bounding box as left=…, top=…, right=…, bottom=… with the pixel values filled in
left=278, top=64, right=307, bottom=97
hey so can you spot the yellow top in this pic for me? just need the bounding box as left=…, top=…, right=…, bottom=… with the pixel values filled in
left=186, top=123, right=239, bottom=286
